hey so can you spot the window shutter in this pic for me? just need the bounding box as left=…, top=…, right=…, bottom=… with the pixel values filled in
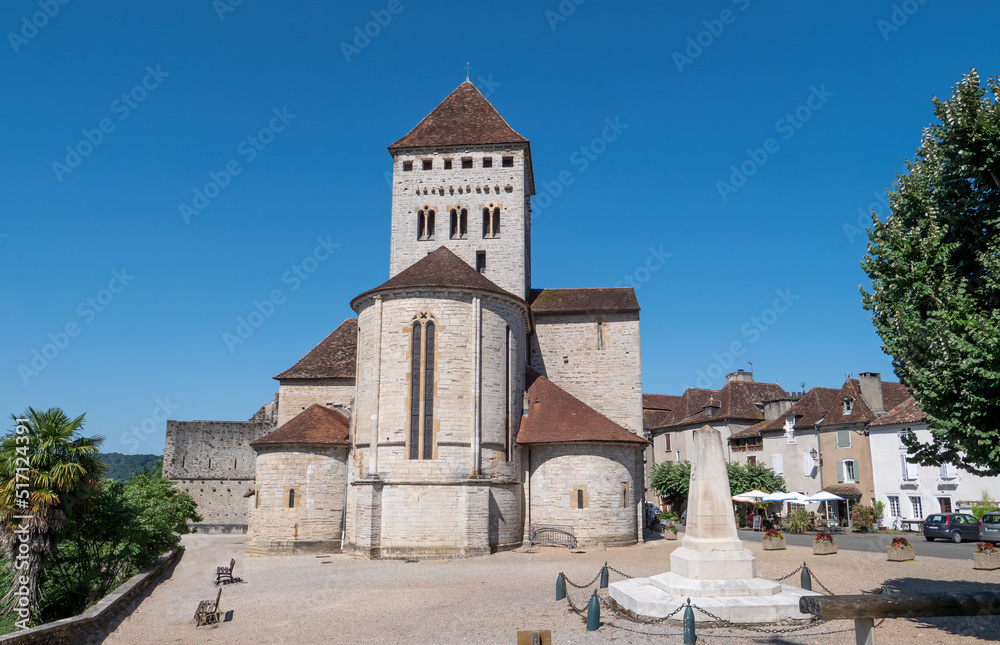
left=837, top=429, right=850, bottom=448
left=939, top=464, right=948, bottom=479
left=944, top=464, right=957, bottom=480
left=802, top=452, right=814, bottom=477
left=838, top=460, right=845, bottom=483
left=771, top=453, right=783, bottom=475
left=906, top=460, right=919, bottom=481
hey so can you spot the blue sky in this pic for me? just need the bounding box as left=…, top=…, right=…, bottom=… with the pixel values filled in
left=1, top=1, right=997, bottom=454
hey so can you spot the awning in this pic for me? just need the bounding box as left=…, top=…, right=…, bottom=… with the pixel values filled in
left=823, top=485, right=862, bottom=498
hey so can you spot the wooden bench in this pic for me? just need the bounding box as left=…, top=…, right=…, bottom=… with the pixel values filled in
left=800, top=591, right=1000, bottom=645
left=216, top=558, right=236, bottom=585
left=194, top=588, right=222, bottom=626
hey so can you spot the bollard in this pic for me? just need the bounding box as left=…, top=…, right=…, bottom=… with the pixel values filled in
left=800, top=563, right=812, bottom=591
left=586, top=589, right=600, bottom=631
left=600, top=562, right=609, bottom=589
left=683, top=598, right=696, bottom=644
left=556, top=573, right=565, bottom=600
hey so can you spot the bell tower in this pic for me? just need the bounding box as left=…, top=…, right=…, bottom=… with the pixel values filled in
left=386, top=81, right=535, bottom=300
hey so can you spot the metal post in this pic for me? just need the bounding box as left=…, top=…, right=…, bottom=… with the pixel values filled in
left=854, top=617, right=877, bottom=645
left=586, top=589, right=600, bottom=631
left=800, top=563, right=812, bottom=591
left=600, top=563, right=609, bottom=589
left=683, top=598, right=696, bottom=644
left=556, top=573, right=565, bottom=601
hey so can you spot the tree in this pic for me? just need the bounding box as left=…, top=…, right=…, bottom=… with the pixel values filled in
left=649, top=460, right=785, bottom=510
left=861, top=69, right=1000, bottom=475
left=0, top=409, right=105, bottom=622
left=40, top=473, right=199, bottom=621
left=650, top=460, right=690, bottom=510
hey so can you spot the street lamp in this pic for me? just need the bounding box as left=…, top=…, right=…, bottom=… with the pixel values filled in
left=810, top=448, right=822, bottom=466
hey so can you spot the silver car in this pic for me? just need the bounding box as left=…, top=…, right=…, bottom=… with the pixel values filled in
left=981, top=511, right=1000, bottom=544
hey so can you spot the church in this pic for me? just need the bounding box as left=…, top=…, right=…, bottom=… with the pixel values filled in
left=163, top=81, right=648, bottom=558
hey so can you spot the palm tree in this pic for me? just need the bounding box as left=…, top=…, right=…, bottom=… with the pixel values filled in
left=0, top=408, right=105, bottom=620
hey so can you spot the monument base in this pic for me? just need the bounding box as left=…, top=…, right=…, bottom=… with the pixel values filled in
left=650, top=572, right=781, bottom=597
left=669, top=545, right=758, bottom=580
left=610, top=577, right=820, bottom=624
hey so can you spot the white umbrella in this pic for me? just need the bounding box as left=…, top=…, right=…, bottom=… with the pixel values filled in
left=783, top=492, right=811, bottom=506
left=731, top=495, right=757, bottom=503
left=735, top=489, right=769, bottom=500
left=762, top=491, right=794, bottom=503
left=803, top=491, right=846, bottom=525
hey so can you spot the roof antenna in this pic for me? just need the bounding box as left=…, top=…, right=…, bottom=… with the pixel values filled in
left=464, top=62, right=471, bottom=82
left=747, top=361, right=753, bottom=374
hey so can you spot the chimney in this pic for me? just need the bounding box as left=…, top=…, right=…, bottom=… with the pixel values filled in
left=858, top=372, right=884, bottom=414
left=758, top=392, right=800, bottom=421
left=726, top=369, right=753, bottom=383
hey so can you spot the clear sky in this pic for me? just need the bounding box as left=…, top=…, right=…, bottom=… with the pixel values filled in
left=2, top=1, right=997, bottom=454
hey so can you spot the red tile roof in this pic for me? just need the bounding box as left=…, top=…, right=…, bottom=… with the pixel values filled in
left=817, top=379, right=911, bottom=426
left=643, top=410, right=674, bottom=430
left=530, top=288, right=640, bottom=315
left=643, top=394, right=679, bottom=411
left=746, top=387, right=842, bottom=436
left=250, top=405, right=350, bottom=447
left=351, top=247, right=523, bottom=308
left=274, top=319, right=358, bottom=380
left=389, top=81, right=529, bottom=150
left=868, top=397, right=927, bottom=427
left=516, top=368, right=647, bottom=445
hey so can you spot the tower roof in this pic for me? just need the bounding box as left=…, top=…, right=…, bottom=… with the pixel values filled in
left=530, top=288, right=639, bottom=315
left=250, top=404, right=351, bottom=447
left=274, top=319, right=357, bottom=380
left=517, top=368, right=647, bottom=445
left=388, top=81, right=529, bottom=150
left=351, top=246, right=525, bottom=309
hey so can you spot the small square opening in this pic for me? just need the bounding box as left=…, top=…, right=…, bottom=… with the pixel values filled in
left=422, top=159, right=433, bottom=170
left=482, top=157, right=493, bottom=168
left=462, top=158, right=473, bottom=169
left=502, top=156, right=513, bottom=167
left=444, top=159, right=452, bottom=169
left=402, top=161, right=413, bottom=171
left=476, top=251, right=486, bottom=273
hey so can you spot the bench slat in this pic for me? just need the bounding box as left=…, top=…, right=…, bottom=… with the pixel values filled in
left=801, top=592, right=1000, bottom=620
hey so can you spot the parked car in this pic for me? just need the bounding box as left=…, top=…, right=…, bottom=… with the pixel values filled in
left=979, top=510, right=1000, bottom=544
left=923, top=513, right=980, bottom=543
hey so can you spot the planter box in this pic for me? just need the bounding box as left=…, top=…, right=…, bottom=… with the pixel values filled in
left=813, top=539, right=838, bottom=555
left=763, top=537, right=786, bottom=550
left=973, top=551, right=1000, bottom=570
left=663, top=530, right=679, bottom=541
left=887, top=545, right=915, bottom=561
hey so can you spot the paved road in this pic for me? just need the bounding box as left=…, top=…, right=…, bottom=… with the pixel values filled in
left=734, top=528, right=980, bottom=560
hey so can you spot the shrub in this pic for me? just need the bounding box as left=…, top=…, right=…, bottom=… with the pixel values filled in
left=971, top=491, right=998, bottom=521
left=851, top=504, right=877, bottom=532
left=786, top=507, right=811, bottom=534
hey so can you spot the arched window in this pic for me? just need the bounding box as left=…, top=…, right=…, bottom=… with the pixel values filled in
left=417, top=209, right=435, bottom=240
left=449, top=208, right=468, bottom=239
left=577, top=489, right=584, bottom=509
left=409, top=315, right=436, bottom=459
left=482, top=206, right=500, bottom=238
left=288, top=489, right=295, bottom=508
left=621, top=482, right=629, bottom=508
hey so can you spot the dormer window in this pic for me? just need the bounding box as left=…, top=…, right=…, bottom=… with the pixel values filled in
left=784, top=416, right=796, bottom=444
left=843, top=396, right=854, bottom=415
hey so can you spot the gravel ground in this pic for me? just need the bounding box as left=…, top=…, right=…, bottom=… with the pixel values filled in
left=103, top=533, right=1000, bottom=645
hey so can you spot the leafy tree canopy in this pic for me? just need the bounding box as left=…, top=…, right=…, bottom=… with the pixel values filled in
left=97, top=453, right=162, bottom=480
left=862, top=69, right=1000, bottom=475
left=650, top=459, right=785, bottom=509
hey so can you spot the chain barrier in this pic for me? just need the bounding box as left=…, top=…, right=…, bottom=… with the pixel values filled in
left=556, top=562, right=867, bottom=640
left=561, top=571, right=602, bottom=589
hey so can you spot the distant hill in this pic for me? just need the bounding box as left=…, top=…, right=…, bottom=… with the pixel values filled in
left=98, top=453, right=162, bottom=480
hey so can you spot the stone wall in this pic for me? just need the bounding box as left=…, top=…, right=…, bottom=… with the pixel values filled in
left=389, top=146, right=531, bottom=300
left=246, top=445, right=348, bottom=555
left=525, top=442, right=641, bottom=547
left=530, top=312, right=643, bottom=436
left=164, top=402, right=276, bottom=530
left=0, top=549, right=181, bottom=645
left=276, top=378, right=355, bottom=427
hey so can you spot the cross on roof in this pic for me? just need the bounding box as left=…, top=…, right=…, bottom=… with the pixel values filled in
left=464, top=62, right=471, bottom=82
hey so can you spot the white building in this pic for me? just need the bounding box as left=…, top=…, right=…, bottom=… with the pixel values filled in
left=868, top=397, right=1000, bottom=529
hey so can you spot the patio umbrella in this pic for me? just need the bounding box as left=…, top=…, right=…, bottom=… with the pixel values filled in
left=762, top=491, right=794, bottom=503
left=731, top=495, right=757, bottom=503
left=803, top=491, right=845, bottom=523
left=735, top=489, right=769, bottom=500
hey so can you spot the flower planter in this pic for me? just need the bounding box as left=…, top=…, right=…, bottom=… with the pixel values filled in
left=813, top=539, right=838, bottom=555
left=763, top=537, right=786, bottom=551
left=663, top=530, right=679, bottom=541
left=973, top=551, right=1000, bottom=570
left=887, top=545, right=915, bottom=561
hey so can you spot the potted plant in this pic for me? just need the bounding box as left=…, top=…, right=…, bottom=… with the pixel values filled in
left=663, top=523, right=679, bottom=541
left=763, top=529, right=786, bottom=550
left=973, top=542, right=1000, bottom=570
left=813, top=532, right=838, bottom=555
left=887, top=536, right=915, bottom=561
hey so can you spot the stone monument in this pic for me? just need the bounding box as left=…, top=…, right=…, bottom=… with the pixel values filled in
left=610, top=426, right=819, bottom=623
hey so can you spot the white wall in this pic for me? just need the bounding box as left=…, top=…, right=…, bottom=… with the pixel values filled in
left=870, top=423, right=1000, bottom=522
